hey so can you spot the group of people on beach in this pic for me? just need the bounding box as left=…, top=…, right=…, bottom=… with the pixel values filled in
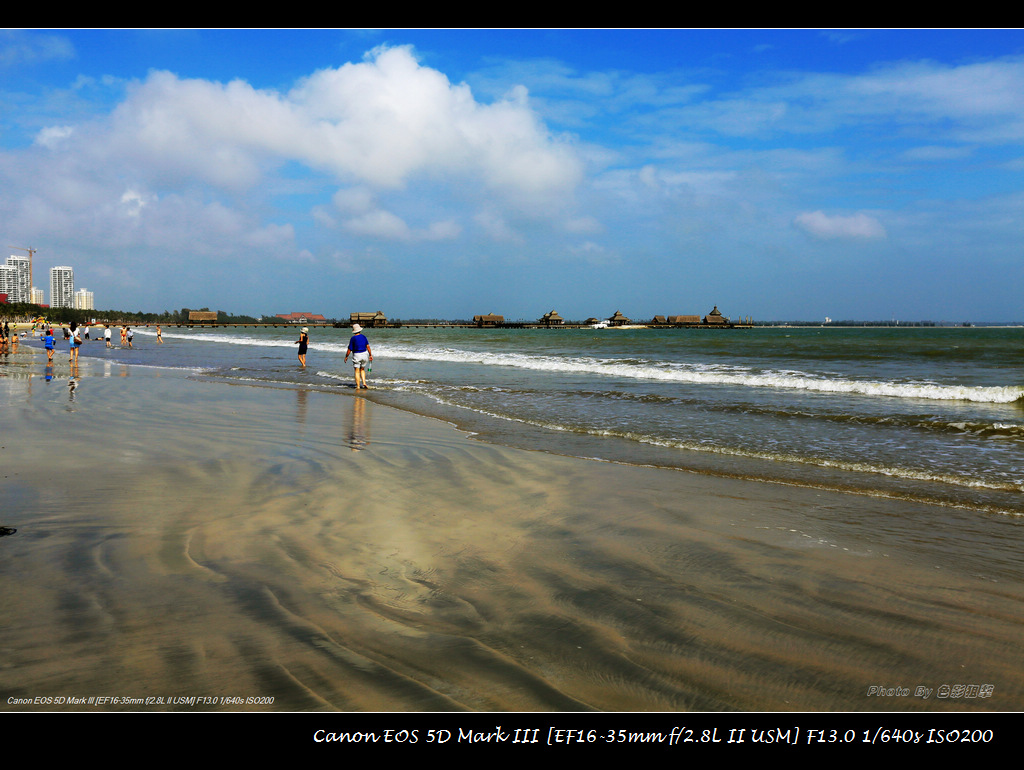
left=5, top=318, right=373, bottom=389
left=2, top=322, right=147, bottom=360
left=0, top=321, right=20, bottom=353
left=296, top=324, right=373, bottom=389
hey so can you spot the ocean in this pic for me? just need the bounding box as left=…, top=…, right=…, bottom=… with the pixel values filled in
left=52, top=323, right=1021, bottom=518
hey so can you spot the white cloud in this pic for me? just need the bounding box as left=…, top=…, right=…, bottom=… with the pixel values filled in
left=35, top=125, right=74, bottom=148
left=0, top=43, right=587, bottom=302
left=96, top=44, right=583, bottom=204
left=341, top=208, right=461, bottom=241
left=793, top=210, right=886, bottom=240
left=119, top=189, right=155, bottom=218
left=343, top=209, right=412, bottom=239
left=0, top=30, right=74, bottom=67
left=424, top=220, right=462, bottom=240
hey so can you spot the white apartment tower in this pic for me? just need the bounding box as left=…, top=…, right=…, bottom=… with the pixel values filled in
left=2, top=255, right=31, bottom=302
left=0, top=264, right=15, bottom=302
left=50, top=265, right=75, bottom=309
left=74, top=287, right=94, bottom=310
left=30, top=287, right=45, bottom=305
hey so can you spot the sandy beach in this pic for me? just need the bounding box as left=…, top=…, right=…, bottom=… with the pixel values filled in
left=1, top=350, right=1021, bottom=713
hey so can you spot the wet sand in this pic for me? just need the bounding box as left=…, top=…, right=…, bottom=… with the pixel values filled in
left=1, top=360, right=1022, bottom=711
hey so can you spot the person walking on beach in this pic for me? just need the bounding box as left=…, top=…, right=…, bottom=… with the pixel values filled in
left=120, top=326, right=127, bottom=346
left=126, top=327, right=134, bottom=348
left=104, top=326, right=112, bottom=347
left=344, top=324, right=372, bottom=389
left=156, top=325, right=163, bottom=343
left=295, top=327, right=309, bottom=367
left=44, top=328, right=55, bottom=362
left=69, top=322, right=81, bottom=364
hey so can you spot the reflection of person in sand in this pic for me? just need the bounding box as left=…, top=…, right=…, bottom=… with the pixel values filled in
left=344, top=324, right=372, bottom=389
left=348, top=395, right=369, bottom=450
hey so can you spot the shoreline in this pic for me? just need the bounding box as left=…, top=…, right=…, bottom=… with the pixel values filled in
left=1, top=357, right=1022, bottom=711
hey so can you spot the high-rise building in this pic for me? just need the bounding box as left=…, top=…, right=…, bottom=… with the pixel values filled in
left=0, top=265, right=16, bottom=303
left=2, top=255, right=31, bottom=303
left=50, top=266, right=74, bottom=309
left=74, top=288, right=94, bottom=310
left=30, top=287, right=45, bottom=305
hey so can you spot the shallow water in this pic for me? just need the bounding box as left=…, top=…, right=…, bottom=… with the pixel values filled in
left=39, top=324, right=1024, bottom=515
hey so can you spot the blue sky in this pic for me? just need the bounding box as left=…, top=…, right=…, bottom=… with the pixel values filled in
left=2, top=29, right=1022, bottom=321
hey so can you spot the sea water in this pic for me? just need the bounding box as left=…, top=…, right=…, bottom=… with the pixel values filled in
left=43, top=324, right=1024, bottom=515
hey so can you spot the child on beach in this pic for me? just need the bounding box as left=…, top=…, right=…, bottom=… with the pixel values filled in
left=44, top=329, right=54, bottom=362
left=69, top=322, right=81, bottom=364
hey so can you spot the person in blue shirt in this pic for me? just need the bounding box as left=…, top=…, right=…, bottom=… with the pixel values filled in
left=44, top=328, right=55, bottom=363
left=344, top=324, right=373, bottom=389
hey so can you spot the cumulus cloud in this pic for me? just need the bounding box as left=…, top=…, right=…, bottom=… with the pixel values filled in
left=793, top=210, right=886, bottom=240
left=92, top=45, right=582, bottom=206
left=0, top=42, right=585, bottom=304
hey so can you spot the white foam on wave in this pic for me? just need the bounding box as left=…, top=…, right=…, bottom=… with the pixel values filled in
left=383, top=345, right=1024, bottom=404
left=139, top=331, right=1024, bottom=404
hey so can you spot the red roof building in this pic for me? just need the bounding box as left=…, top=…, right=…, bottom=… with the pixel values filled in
left=276, top=312, right=327, bottom=323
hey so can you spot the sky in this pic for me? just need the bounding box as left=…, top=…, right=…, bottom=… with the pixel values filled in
left=1, top=28, right=1022, bottom=322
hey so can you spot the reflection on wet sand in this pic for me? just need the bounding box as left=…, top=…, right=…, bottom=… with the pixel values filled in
left=349, top=395, right=369, bottom=451
left=0, top=368, right=1021, bottom=712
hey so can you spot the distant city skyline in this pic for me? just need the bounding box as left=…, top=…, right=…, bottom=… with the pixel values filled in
left=0, top=254, right=97, bottom=310
left=2, top=29, right=1023, bottom=321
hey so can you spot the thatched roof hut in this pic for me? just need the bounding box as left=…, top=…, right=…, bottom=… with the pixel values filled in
left=667, top=315, right=701, bottom=325
left=473, top=313, right=504, bottom=327
left=349, top=311, right=387, bottom=327
left=703, top=306, right=729, bottom=324
left=539, top=310, right=564, bottom=326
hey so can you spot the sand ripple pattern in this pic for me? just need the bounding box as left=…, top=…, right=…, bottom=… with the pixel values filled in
left=2, top=373, right=1022, bottom=711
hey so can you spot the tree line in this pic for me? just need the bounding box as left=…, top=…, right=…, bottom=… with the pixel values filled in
left=0, top=303, right=268, bottom=326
